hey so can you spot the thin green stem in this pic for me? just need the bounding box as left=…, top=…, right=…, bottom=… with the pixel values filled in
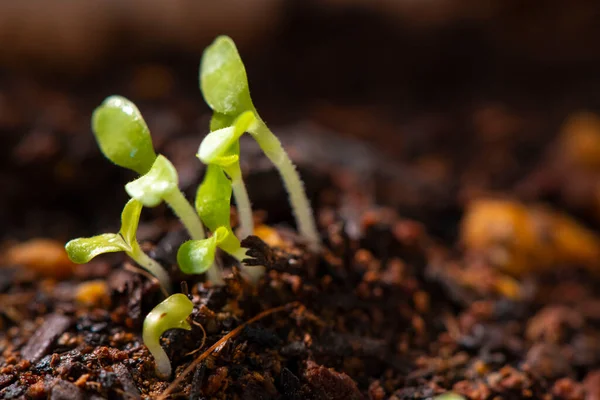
left=130, top=241, right=172, bottom=292
left=249, top=120, right=321, bottom=250
left=231, top=177, right=254, bottom=238
left=164, top=189, right=206, bottom=240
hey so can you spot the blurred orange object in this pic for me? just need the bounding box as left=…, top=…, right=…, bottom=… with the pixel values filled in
left=75, top=280, right=111, bottom=308
left=5, top=239, right=75, bottom=279
left=461, top=198, right=600, bottom=276
left=558, top=112, right=600, bottom=171
left=253, top=225, right=284, bottom=248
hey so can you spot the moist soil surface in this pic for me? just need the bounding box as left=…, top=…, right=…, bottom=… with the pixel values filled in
left=2, top=58, right=600, bottom=400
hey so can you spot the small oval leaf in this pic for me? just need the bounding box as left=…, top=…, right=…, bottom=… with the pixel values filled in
left=200, top=36, right=254, bottom=115
left=195, top=164, right=233, bottom=231
left=177, top=237, right=218, bottom=274
left=65, top=234, right=128, bottom=264
left=125, top=155, right=179, bottom=207
left=92, top=95, right=157, bottom=174
left=197, top=126, right=236, bottom=165
left=198, top=111, right=255, bottom=165
left=119, top=198, right=143, bottom=245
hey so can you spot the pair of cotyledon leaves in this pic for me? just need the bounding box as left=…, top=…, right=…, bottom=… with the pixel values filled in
left=67, top=36, right=256, bottom=276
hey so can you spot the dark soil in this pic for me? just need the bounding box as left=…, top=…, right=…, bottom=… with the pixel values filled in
left=3, top=48, right=600, bottom=399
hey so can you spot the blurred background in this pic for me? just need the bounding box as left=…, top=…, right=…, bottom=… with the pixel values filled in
left=3, top=0, right=600, bottom=242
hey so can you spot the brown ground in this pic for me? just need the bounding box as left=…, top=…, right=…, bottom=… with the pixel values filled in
left=3, top=17, right=600, bottom=399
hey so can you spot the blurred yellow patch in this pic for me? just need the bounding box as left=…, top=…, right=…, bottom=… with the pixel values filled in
left=5, top=239, right=74, bottom=279
left=461, top=198, right=600, bottom=276
left=75, top=280, right=110, bottom=308
left=253, top=225, right=284, bottom=248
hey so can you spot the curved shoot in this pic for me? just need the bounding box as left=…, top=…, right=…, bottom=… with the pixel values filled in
left=65, top=199, right=171, bottom=292
left=199, top=35, right=321, bottom=250
left=92, top=95, right=157, bottom=175
left=126, top=155, right=206, bottom=241
left=143, top=293, right=194, bottom=378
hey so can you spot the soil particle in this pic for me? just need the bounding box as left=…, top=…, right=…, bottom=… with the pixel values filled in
left=21, top=314, right=72, bottom=363
left=279, top=367, right=304, bottom=400
left=524, top=343, right=573, bottom=379
left=304, top=360, right=364, bottom=400
left=584, top=370, right=600, bottom=400
left=113, top=363, right=141, bottom=399
left=49, top=379, right=84, bottom=400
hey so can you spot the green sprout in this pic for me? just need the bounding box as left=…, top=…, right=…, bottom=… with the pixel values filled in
left=93, top=96, right=206, bottom=241
left=65, top=199, right=171, bottom=292
left=198, top=111, right=256, bottom=239
left=125, top=155, right=206, bottom=241
left=143, top=293, right=194, bottom=378
left=200, top=35, right=321, bottom=250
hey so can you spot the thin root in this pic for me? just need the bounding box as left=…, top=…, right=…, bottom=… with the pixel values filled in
left=185, top=319, right=208, bottom=356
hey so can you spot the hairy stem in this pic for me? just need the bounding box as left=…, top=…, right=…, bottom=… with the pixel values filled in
left=249, top=120, right=321, bottom=250
left=130, top=241, right=172, bottom=292
left=163, top=189, right=206, bottom=240
left=231, top=177, right=254, bottom=238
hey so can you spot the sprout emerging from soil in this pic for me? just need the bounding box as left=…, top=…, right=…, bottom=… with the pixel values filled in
left=200, top=35, right=321, bottom=250
left=65, top=199, right=171, bottom=292
left=143, top=293, right=194, bottom=378
left=193, top=164, right=263, bottom=282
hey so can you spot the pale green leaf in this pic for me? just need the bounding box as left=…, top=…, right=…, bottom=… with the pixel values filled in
left=92, top=95, right=157, bottom=175
left=119, top=198, right=143, bottom=245
left=195, top=164, right=233, bottom=231
left=177, top=236, right=219, bottom=274
left=198, top=111, right=255, bottom=165
left=216, top=227, right=241, bottom=255
left=65, top=233, right=128, bottom=264
left=200, top=36, right=254, bottom=115
left=125, top=155, right=178, bottom=207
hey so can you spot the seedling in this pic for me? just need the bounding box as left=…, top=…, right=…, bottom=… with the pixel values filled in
left=65, top=199, right=171, bottom=292
left=93, top=96, right=206, bottom=242
left=200, top=35, right=321, bottom=250
left=198, top=111, right=256, bottom=239
left=143, top=293, right=194, bottom=378
left=193, top=164, right=264, bottom=282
